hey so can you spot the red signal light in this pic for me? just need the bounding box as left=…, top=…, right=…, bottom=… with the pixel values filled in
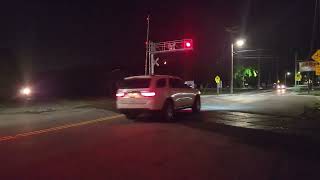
left=183, top=39, right=193, bottom=49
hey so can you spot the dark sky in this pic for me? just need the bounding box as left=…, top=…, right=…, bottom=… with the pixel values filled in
left=0, top=0, right=318, bottom=81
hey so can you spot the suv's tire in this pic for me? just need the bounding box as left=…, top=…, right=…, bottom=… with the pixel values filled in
left=192, top=96, right=201, bottom=113
left=125, top=112, right=138, bottom=120
left=162, top=100, right=175, bottom=121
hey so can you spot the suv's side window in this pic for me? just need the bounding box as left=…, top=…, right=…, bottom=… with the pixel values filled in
left=156, top=78, right=166, bottom=88
left=169, top=78, right=183, bottom=88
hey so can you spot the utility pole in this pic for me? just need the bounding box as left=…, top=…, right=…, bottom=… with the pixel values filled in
left=257, top=51, right=261, bottom=89
left=144, top=15, right=150, bottom=75
left=148, top=42, right=152, bottom=75
left=308, top=72, right=311, bottom=94
left=310, top=0, right=319, bottom=57
left=294, top=51, right=298, bottom=87
left=285, top=72, right=288, bottom=86
left=231, top=43, right=234, bottom=94
left=276, top=57, right=279, bottom=82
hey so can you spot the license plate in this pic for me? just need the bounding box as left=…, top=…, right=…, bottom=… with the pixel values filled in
left=128, top=93, right=140, bottom=98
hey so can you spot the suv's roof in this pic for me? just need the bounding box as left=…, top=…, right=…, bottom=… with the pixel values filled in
left=124, top=75, right=181, bottom=80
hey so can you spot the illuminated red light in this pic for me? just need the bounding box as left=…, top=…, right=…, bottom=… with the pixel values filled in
left=183, top=39, right=193, bottom=49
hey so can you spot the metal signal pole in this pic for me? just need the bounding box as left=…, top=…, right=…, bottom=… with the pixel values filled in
left=145, top=15, right=150, bottom=75
left=294, top=51, right=298, bottom=87
left=231, top=43, right=234, bottom=94
left=257, top=52, right=261, bottom=89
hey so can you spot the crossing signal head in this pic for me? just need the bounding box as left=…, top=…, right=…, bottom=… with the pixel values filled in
left=183, top=39, right=193, bottom=49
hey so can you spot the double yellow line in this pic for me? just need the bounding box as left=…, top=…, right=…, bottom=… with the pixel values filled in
left=0, top=114, right=124, bottom=142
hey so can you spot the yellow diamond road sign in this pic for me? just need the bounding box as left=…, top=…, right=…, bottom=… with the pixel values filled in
left=215, top=76, right=221, bottom=84
left=316, top=65, right=320, bottom=76
left=295, top=73, right=302, bottom=81
left=312, top=49, right=320, bottom=62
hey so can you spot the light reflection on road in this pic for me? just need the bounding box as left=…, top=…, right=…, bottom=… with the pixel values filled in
left=276, top=89, right=287, bottom=95
left=200, top=90, right=317, bottom=117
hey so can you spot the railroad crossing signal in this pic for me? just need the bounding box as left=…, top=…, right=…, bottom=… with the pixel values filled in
left=148, top=39, right=193, bottom=75
left=183, top=39, right=193, bottom=49
left=148, top=39, right=193, bottom=54
left=154, top=57, right=160, bottom=66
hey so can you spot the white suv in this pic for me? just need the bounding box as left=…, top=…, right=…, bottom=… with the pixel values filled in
left=116, top=75, right=201, bottom=120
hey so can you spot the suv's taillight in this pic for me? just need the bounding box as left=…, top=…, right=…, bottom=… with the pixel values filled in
left=140, top=91, right=156, bottom=97
left=116, top=92, right=125, bottom=97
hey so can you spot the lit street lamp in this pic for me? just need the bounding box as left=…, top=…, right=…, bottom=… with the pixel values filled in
left=231, top=38, right=245, bottom=94
left=285, top=72, right=291, bottom=86
left=235, top=39, right=245, bottom=47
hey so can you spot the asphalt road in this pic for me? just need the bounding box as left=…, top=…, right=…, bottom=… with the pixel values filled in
left=0, top=91, right=320, bottom=179
left=202, top=89, right=320, bottom=117
left=1, top=111, right=320, bottom=179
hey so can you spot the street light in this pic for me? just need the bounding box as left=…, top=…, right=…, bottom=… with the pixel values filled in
left=285, top=72, right=291, bottom=86
left=231, top=38, right=246, bottom=94
left=235, top=39, right=245, bottom=47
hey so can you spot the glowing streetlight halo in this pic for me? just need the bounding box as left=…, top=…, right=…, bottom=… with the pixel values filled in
left=235, top=38, right=246, bottom=47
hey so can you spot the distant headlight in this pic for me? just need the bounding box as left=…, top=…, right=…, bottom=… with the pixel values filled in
left=276, top=85, right=281, bottom=89
left=281, top=85, right=286, bottom=89
left=20, top=87, right=32, bottom=96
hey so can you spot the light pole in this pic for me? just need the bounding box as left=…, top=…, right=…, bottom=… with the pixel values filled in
left=294, top=51, right=298, bottom=87
left=285, top=72, right=291, bottom=86
left=231, top=38, right=245, bottom=94
left=145, top=15, right=150, bottom=75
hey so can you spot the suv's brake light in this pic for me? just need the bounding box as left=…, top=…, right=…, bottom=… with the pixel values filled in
left=116, top=92, right=125, bottom=97
left=140, top=91, right=156, bottom=97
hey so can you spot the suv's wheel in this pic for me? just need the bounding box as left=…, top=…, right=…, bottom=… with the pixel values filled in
left=125, top=112, right=138, bottom=120
left=192, top=96, right=201, bottom=113
left=162, top=100, right=175, bottom=121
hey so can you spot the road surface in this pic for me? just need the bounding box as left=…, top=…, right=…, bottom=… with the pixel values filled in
left=1, top=112, right=320, bottom=180
left=0, top=91, right=320, bottom=179
left=202, top=90, right=320, bottom=117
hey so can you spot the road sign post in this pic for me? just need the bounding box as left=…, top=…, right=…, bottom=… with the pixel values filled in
left=295, top=73, right=302, bottom=82
left=215, top=76, right=221, bottom=95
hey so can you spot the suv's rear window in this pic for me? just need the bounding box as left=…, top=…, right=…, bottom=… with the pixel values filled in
left=118, top=78, right=151, bottom=89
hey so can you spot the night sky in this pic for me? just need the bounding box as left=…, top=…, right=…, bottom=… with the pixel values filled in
left=0, top=0, right=318, bottom=84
